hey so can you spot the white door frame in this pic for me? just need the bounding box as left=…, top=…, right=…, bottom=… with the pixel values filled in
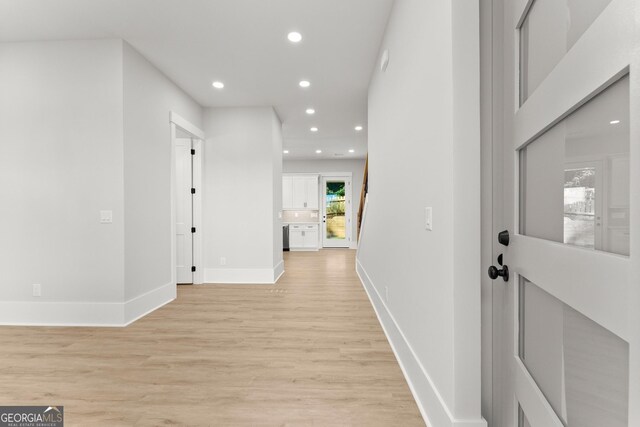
left=170, top=111, right=204, bottom=285
left=320, top=172, right=352, bottom=248
left=482, top=0, right=640, bottom=426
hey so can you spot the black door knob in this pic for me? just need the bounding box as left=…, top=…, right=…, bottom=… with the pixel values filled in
left=488, top=265, right=509, bottom=282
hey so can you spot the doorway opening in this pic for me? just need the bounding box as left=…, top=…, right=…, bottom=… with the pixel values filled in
left=170, top=112, right=204, bottom=286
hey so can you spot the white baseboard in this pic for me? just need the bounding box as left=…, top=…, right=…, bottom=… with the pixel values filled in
left=124, top=282, right=176, bottom=325
left=204, top=263, right=283, bottom=284
left=355, top=259, right=486, bottom=427
left=273, top=260, right=285, bottom=283
left=0, top=282, right=176, bottom=327
left=0, top=300, right=125, bottom=327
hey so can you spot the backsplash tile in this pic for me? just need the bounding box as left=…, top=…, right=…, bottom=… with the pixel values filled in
left=283, top=210, right=319, bottom=223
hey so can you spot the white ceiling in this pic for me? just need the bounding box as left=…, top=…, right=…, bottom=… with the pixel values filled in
left=0, top=0, right=394, bottom=159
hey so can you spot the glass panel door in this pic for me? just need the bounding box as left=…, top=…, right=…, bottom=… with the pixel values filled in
left=488, top=0, right=638, bottom=425
left=322, top=177, right=351, bottom=248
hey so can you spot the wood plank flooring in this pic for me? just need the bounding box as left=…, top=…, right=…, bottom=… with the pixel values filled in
left=0, top=250, right=424, bottom=426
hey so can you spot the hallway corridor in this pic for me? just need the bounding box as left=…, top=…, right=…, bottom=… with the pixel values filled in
left=0, top=250, right=423, bottom=426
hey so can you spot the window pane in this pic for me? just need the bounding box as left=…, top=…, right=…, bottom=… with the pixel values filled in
left=520, top=0, right=613, bottom=103
left=519, top=278, right=629, bottom=426
left=519, top=75, right=629, bottom=256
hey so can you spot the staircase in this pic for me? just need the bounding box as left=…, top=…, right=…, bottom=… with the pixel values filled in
left=357, top=155, right=368, bottom=239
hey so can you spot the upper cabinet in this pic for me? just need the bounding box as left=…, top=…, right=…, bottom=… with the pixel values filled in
left=282, top=174, right=318, bottom=210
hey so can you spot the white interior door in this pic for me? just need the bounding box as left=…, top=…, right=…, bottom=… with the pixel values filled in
left=321, top=176, right=351, bottom=248
left=489, top=0, right=639, bottom=426
left=175, top=138, right=193, bottom=284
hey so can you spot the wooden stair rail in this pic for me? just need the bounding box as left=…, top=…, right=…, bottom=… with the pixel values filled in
left=357, top=155, right=368, bottom=239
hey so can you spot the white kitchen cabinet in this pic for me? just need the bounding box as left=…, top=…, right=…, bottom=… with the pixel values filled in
left=304, top=176, right=319, bottom=209
left=291, top=177, right=307, bottom=208
left=302, top=225, right=319, bottom=248
left=289, top=228, right=304, bottom=248
left=282, top=176, right=293, bottom=209
left=282, top=174, right=319, bottom=210
left=288, top=224, right=319, bottom=250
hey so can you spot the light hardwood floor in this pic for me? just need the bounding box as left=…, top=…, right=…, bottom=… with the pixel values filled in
left=0, top=250, right=424, bottom=426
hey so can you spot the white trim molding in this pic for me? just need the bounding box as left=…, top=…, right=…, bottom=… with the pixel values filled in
left=0, top=282, right=176, bottom=327
left=124, top=282, right=176, bottom=325
left=170, top=111, right=205, bottom=140
left=355, top=259, right=487, bottom=427
left=204, top=261, right=285, bottom=284
left=273, top=260, right=285, bottom=283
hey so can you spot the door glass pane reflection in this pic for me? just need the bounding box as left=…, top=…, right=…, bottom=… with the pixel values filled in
left=519, top=75, right=630, bottom=256
left=519, top=278, right=629, bottom=426
left=520, top=0, right=613, bottom=103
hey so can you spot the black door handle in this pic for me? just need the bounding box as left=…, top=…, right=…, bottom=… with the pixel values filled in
left=488, top=253, right=509, bottom=281
left=488, top=265, right=509, bottom=281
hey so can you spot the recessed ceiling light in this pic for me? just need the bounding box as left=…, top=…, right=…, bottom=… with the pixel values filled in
left=212, top=81, right=224, bottom=89
left=283, top=150, right=289, bottom=154
left=310, top=127, right=318, bottom=132
left=348, top=149, right=355, bottom=153
left=610, top=120, right=621, bottom=124
left=287, top=32, right=302, bottom=43
left=299, top=80, right=311, bottom=88
left=355, top=125, right=363, bottom=131
left=306, top=108, right=315, bottom=115
left=315, top=149, right=322, bottom=154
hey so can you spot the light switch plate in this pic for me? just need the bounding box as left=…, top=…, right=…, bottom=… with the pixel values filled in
left=425, top=207, right=433, bottom=231
left=100, top=210, right=113, bottom=224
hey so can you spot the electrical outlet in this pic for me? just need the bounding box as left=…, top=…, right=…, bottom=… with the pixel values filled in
left=385, top=286, right=389, bottom=303
left=32, top=284, right=41, bottom=297
left=425, top=207, right=433, bottom=231
left=220, top=257, right=226, bottom=266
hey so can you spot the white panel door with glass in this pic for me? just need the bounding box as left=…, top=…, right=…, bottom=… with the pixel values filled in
left=488, top=0, right=638, bottom=426
left=322, top=176, right=351, bottom=248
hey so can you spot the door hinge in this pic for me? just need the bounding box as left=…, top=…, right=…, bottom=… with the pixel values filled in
left=191, top=188, right=196, bottom=194
left=191, top=149, right=195, bottom=155
left=191, top=266, right=196, bottom=272
left=191, top=227, right=196, bottom=233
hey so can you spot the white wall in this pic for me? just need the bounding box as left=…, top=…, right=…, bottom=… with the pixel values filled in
left=356, top=0, right=484, bottom=426
left=122, top=41, right=202, bottom=300
left=202, top=107, right=283, bottom=283
left=0, top=40, right=126, bottom=309
left=0, top=39, right=203, bottom=325
left=283, top=159, right=366, bottom=244
left=272, top=112, right=284, bottom=267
